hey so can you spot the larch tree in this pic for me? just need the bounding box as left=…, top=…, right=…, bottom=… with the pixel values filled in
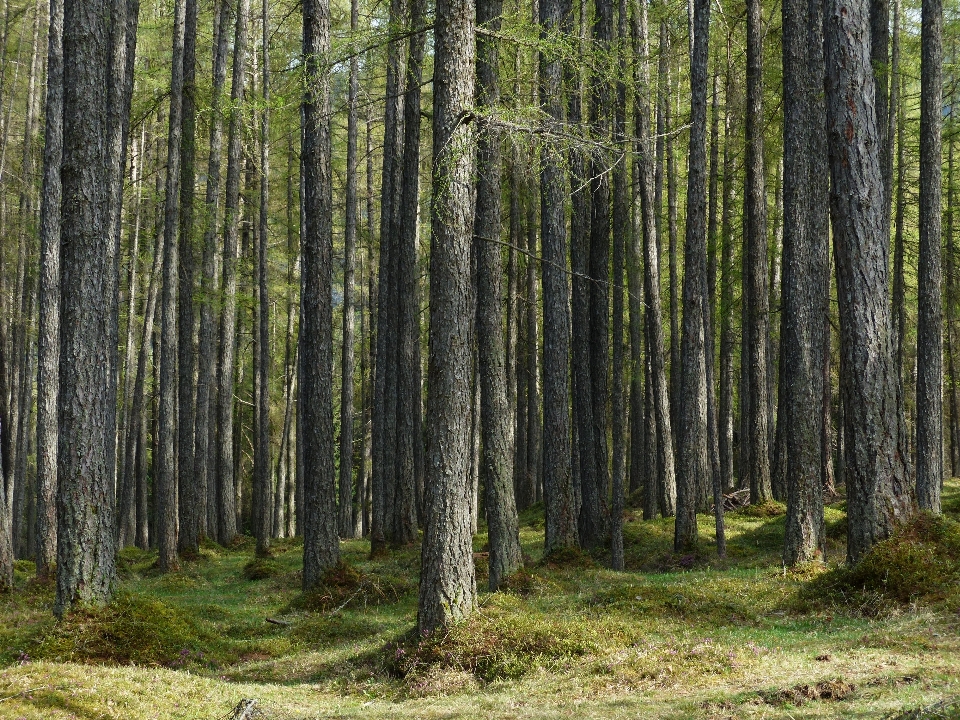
left=824, top=0, right=915, bottom=564
left=301, top=0, right=340, bottom=588
left=418, top=0, right=477, bottom=633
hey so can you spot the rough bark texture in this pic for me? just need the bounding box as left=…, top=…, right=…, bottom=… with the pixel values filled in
left=915, top=0, right=943, bottom=512
left=475, top=0, right=522, bottom=590
left=719, top=35, right=736, bottom=494
left=216, top=0, right=249, bottom=545
left=781, top=0, right=829, bottom=564
left=195, top=0, right=230, bottom=543
left=745, top=0, right=771, bottom=505
left=177, top=0, right=199, bottom=556
left=302, top=0, right=340, bottom=587
left=824, top=0, right=914, bottom=564
left=36, top=0, right=63, bottom=579
left=675, top=0, right=710, bottom=552
left=539, top=0, right=577, bottom=554
left=417, top=0, right=477, bottom=633
left=57, top=0, right=118, bottom=614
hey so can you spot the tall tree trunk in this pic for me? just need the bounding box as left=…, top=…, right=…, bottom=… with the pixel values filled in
left=666, top=41, right=679, bottom=436
left=393, top=0, right=426, bottom=545
left=195, top=0, right=230, bottom=543
left=916, top=0, right=943, bottom=511
left=782, top=0, right=829, bottom=564
left=540, top=0, right=576, bottom=554
left=253, top=0, right=273, bottom=554
left=745, top=0, right=771, bottom=504
left=892, top=0, right=905, bottom=388
left=301, top=0, right=339, bottom=586
left=675, top=0, right=710, bottom=552
left=475, top=0, right=521, bottom=589
left=418, top=0, right=477, bottom=631
left=57, top=0, right=118, bottom=613
left=36, top=0, right=63, bottom=579
left=337, top=0, right=359, bottom=540
left=824, top=0, right=914, bottom=562
left=157, top=0, right=187, bottom=572
left=177, top=0, right=199, bottom=557
left=216, top=0, right=250, bottom=545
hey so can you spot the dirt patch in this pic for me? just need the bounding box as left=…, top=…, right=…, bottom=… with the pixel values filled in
left=763, top=679, right=855, bottom=706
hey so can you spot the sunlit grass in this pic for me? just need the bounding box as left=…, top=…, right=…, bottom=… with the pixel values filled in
left=1, top=481, right=959, bottom=718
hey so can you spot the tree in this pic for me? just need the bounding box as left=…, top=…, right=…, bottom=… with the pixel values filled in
left=475, top=0, right=522, bottom=590
left=418, top=0, right=477, bottom=633
left=57, top=0, right=119, bottom=615
left=781, top=0, right=829, bottom=564
left=301, top=0, right=340, bottom=588
left=540, top=0, right=578, bottom=555
left=824, top=0, right=914, bottom=563
left=674, top=0, right=710, bottom=552
left=916, top=0, right=943, bottom=512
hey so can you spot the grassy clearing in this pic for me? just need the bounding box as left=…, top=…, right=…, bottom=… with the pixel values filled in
left=2, top=484, right=960, bottom=718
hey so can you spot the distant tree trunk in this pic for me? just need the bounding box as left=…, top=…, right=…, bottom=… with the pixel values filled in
left=253, top=0, right=273, bottom=554
left=871, top=0, right=891, bottom=233
left=370, top=0, right=407, bottom=557
left=824, top=0, right=914, bottom=563
left=57, top=0, right=118, bottom=613
left=195, top=0, right=229, bottom=543
left=634, top=0, right=674, bottom=520
left=539, top=0, right=576, bottom=554
left=946, top=112, right=959, bottom=477
left=675, top=0, right=710, bottom=552
left=666, top=42, right=679, bottom=436
left=417, top=0, right=477, bottom=632
left=157, top=0, right=187, bottom=572
left=36, top=0, right=63, bottom=579
left=338, top=0, right=359, bottom=540
left=588, top=0, right=612, bottom=545
left=745, top=0, right=771, bottom=505
left=475, top=0, right=522, bottom=589
left=301, top=0, right=339, bottom=587
left=782, top=0, right=829, bottom=565
left=719, top=34, right=736, bottom=493
left=916, top=0, right=943, bottom=511
left=177, top=0, right=199, bottom=557
left=216, top=0, right=250, bottom=545
left=394, top=0, right=427, bottom=545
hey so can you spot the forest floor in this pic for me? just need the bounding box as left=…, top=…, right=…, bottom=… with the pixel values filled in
left=2, top=483, right=960, bottom=719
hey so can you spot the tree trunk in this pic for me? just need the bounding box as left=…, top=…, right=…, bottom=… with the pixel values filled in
left=782, top=0, right=829, bottom=564
left=824, top=0, right=914, bottom=562
left=915, top=0, right=943, bottom=512
left=475, top=0, right=522, bottom=589
left=417, top=0, right=477, bottom=632
left=892, top=0, right=905, bottom=388
left=195, top=0, right=229, bottom=544
left=301, top=0, right=339, bottom=587
left=57, top=0, right=118, bottom=613
left=745, top=0, right=771, bottom=504
left=719, top=33, right=736, bottom=494
left=675, top=0, right=710, bottom=552
left=36, top=0, right=63, bottom=578
left=175, top=0, right=199, bottom=556
left=216, top=0, right=250, bottom=545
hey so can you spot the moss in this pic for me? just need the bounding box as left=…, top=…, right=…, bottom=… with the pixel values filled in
left=735, top=500, right=787, bottom=519
left=34, top=592, right=216, bottom=667
left=241, top=557, right=283, bottom=581
left=291, top=614, right=382, bottom=646
left=539, top=546, right=594, bottom=569
left=799, top=513, right=960, bottom=611
left=290, top=562, right=412, bottom=613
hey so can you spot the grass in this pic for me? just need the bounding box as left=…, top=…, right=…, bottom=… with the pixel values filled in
left=1, top=483, right=960, bottom=718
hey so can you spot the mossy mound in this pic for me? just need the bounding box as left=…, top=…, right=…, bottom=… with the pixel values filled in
left=34, top=592, right=214, bottom=667
left=290, top=562, right=411, bottom=613
left=800, top=513, right=960, bottom=611
left=242, top=557, right=283, bottom=581
left=736, top=500, right=787, bottom=519
left=539, top=546, right=594, bottom=569
left=388, top=600, right=603, bottom=682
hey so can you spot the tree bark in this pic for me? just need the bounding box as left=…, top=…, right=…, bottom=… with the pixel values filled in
left=57, top=0, right=118, bottom=613
left=824, top=0, right=915, bottom=562
left=301, top=0, right=339, bottom=587
left=417, top=0, right=477, bottom=632
left=675, top=0, right=710, bottom=552
left=915, top=0, right=943, bottom=512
